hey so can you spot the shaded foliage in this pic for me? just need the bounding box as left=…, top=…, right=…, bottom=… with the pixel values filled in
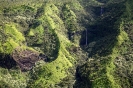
left=0, top=54, right=16, bottom=69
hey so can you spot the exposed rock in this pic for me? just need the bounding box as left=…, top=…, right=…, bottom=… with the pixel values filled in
left=12, top=47, right=47, bottom=71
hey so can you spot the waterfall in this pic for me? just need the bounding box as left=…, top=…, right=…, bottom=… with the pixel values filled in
left=86, top=29, right=87, bottom=45
left=100, top=7, right=103, bottom=15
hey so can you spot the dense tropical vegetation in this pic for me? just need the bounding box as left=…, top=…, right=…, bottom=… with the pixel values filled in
left=0, top=0, right=133, bottom=88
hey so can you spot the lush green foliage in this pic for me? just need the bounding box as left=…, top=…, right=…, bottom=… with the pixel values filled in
left=0, top=0, right=133, bottom=88
left=0, top=1, right=82, bottom=88
left=77, top=0, right=133, bottom=88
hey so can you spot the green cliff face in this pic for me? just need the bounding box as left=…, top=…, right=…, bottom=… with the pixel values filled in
left=0, top=0, right=133, bottom=88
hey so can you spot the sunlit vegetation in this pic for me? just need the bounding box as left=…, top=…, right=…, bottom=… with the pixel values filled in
left=0, top=0, right=84, bottom=88
left=0, top=0, right=133, bottom=88
left=77, top=0, right=133, bottom=88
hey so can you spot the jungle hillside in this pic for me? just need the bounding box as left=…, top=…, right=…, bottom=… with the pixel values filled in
left=0, top=0, right=133, bottom=88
